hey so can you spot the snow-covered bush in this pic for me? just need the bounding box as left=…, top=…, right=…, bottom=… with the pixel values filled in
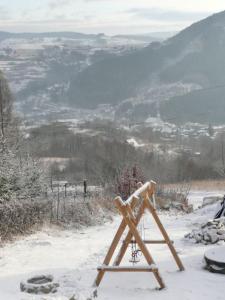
left=0, top=141, right=46, bottom=202
left=0, top=138, right=49, bottom=240
left=0, top=71, right=51, bottom=240
left=0, top=199, right=50, bottom=240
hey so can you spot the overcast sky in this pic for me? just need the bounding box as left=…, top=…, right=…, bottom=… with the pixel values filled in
left=0, top=0, right=224, bottom=35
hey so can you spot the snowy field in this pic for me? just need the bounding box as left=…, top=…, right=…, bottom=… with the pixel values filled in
left=0, top=196, right=224, bottom=299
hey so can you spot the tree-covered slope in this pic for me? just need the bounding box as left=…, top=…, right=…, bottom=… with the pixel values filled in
left=68, top=10, right=225, bottom=122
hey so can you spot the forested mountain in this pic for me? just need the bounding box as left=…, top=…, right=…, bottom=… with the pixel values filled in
left=68, top=10, right=225, bottom=124
left=1, top=11, right=225, bottom=124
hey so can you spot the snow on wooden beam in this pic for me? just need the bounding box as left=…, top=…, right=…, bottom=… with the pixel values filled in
left=97, top=264, right=158, bottom=272
left=126, top=239, right=174, bottom=244
left=115, top=180, right=158, bottom=207
left=115, top=181, right=151, bottom=206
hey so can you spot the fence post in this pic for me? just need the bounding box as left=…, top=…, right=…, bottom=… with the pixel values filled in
left=84, top=180, right=87, bottom=200
left=64, top=183, right=67, bottom=197
left=50, top=176, right=53, bottom=192
left=84, top=180, right=87, bottom=194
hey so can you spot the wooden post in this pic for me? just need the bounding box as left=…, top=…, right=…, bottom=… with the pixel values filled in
left=64, top=183, right=67, bottom=197
left=114, top=200, right=145, bottom=266
left=94, top=217, right=127, bottom=287
left=94, top=196, right=138, bottom=287
left=145, top=183, right=185, bottom=271
left=84, top=180, right=87, bottom=195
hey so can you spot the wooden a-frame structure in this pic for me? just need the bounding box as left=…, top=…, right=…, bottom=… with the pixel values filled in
left=94, top=181, right=184, bottom=289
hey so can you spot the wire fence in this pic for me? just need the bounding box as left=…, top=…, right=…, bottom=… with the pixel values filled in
left=47, top=179, right=104, bottom=222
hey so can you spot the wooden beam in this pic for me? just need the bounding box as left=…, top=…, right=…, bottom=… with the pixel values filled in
left=124, top=182, right=151, bottom=205
left=145, top=185, right=185, bottom=271
left=113, top=200, right=145, bottom=266
left=98, top=265, right=158, bottom=272
left=113, top=182, right=149, bottom=266
left=128, top=240, right=174, bottom=244
left=94, top=196, right=138, bottom=287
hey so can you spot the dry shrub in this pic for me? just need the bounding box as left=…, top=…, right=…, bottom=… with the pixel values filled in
left=93, top=194, right=115, bottom=212
left=156, top=183, right=191, bottom=210
left=115, top=165, right=145, bottom=200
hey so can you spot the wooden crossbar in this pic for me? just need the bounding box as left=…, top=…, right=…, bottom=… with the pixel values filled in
left=127, top=240, right=174, bottom=244
left=94, top=180, right=184, bottom=290
left=98, top=265, right=158, bottom=272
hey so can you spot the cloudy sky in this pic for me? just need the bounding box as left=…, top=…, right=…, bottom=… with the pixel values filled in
left=0, top=0, right=224, bottom=35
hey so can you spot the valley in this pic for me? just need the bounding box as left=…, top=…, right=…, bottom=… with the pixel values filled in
left=1, top=4, right=225, bottom=300
left=0, top=32, right=154, bottom=122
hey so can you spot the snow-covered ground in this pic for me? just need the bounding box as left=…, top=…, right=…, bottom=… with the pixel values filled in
left=0, top=199, right=224, bottom=299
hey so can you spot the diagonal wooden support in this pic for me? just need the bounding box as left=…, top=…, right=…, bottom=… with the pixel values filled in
left=94, top=196, right=138, bottom=287
left=113, top=201, right=145, bottom=266
left=114, top=182, right=157, bottom=266
left=114, top=198, right=165, bottom=289
left=145, top=182, right=185, bottom=271
left=114, top=182, right=148, bottom=266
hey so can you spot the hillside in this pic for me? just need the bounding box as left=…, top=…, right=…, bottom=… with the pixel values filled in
left=68, top=10, right=225, bottom=124
left=1, top=11, right=225, bottom=125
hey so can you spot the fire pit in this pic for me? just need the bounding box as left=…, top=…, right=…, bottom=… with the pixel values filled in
left=20, top=275, right=59, bottom=294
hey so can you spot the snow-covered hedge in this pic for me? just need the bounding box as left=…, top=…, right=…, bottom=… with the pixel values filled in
left=0, top=199, right=50, bottom=240
left=0, top=144, right=46, bottom=202
left=0, top=138, right=48, bottom=240
left=0, top=136, right=114, bottom=240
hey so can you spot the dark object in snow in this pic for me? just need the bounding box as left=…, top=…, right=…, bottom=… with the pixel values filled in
left=215, top=195, right=225, bottom=219
left=20, top=275, right=59, bottom=294
left=204, top=247, right=225, bottom=274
